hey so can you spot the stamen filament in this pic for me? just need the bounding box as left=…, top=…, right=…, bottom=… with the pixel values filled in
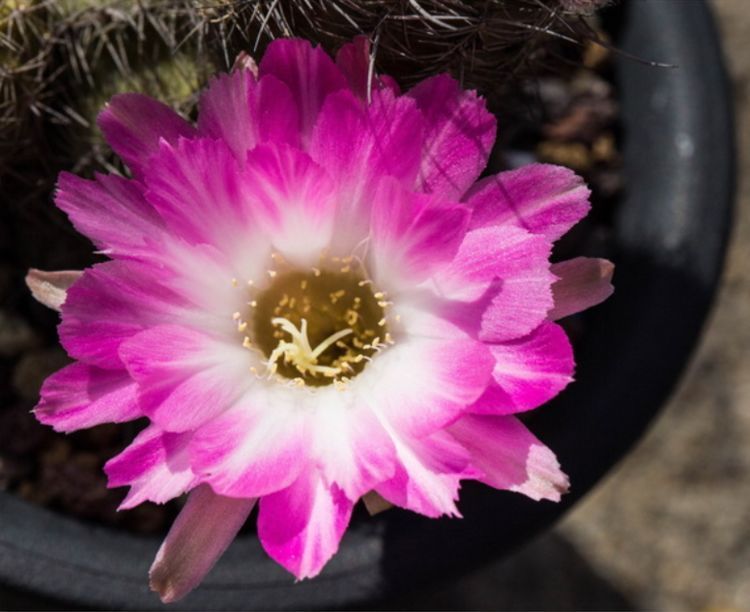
left=267, top=317, right=353, bottom=379
left=311, top=327, right=353, bottom=358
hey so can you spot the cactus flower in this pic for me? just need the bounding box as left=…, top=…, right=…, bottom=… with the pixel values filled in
left=27, top=36, right=613, bottom=603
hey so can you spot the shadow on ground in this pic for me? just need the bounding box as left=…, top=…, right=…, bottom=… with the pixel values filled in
left=373, top=532, right=635, bottom=611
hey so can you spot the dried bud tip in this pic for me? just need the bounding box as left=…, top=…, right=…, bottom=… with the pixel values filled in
left=233, top=51, right=259, bottom=77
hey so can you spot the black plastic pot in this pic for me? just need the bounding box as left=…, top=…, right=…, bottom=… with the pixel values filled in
left=0, top=0, right=735, bottom=609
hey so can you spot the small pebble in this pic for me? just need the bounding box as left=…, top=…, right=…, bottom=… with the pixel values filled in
left=12, top=347, right=70, bottom=401
left=0, top=311, right=40, bottom=357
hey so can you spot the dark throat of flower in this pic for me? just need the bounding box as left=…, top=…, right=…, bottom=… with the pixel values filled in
left=236, top=256, right=393, bottom=388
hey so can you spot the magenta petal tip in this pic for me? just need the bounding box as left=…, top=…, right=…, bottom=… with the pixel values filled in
left=149, top=485, right=256, bottom=603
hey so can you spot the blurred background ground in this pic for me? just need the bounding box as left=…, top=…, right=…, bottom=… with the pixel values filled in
left=396, top=1, right=750, bottom=609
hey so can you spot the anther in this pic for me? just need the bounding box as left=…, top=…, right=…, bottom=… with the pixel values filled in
left=345, top=309, right=358, bottom=326
left=329, top=290, right=346, bottom=304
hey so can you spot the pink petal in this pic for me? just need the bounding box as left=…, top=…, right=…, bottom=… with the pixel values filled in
left=370, top=177, right=469, bottom=288
left=104, top=424, right=198, bottom=509
left=258, top=38, right=347, bottom=145
left=549, top=257, right=615, bottom=320
left=191, top=399, right=310, bottom=498
left=435, top=225, right=555, bottom=342
left=367, top=87, right=424, bottom=181
left=449, top=414, right=569, bottom=501
left=471, top=322, right=574, bottom=415
left=366, top=336, right=494, bottom=438
left=335, top=35, right=399, bottom=99
left=119, top=325, right=251, bottom=432
left=243, top=143, right=337, bottom=265
left=197, top=69, right=299, bottom=161
left=466, top=164, right=591, bottom=242
left=25, top=269, right=82, bottom=311
left=150, top=484, right=256, bottom=603
left=392, top=300, right=475, bottom=341
left=34, top=362, right=140, bottom=433
left=376, top=430, right=477, bottom=518
left=55, top=172, right=164, bottom=259
left=258, top=469, right=353, bottom=579
left=59, top=261, right=187, bottom=369
left=312, top=402, right=396, bottom=501
left=98, top=93, right=196, bottom=177
left=152, top=241, right=268, bottom=323
left=408, top=74, right=496, bottom=200
left=309, top=89, right=424, bottom=249
left=143, top=137, right=250, bottom=247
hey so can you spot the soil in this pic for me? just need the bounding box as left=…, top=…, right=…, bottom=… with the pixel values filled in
left=0, top=38, right=621, bottom=535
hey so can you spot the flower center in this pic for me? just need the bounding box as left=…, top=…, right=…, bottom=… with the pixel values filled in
left=241, top=260, right=391, bottom=387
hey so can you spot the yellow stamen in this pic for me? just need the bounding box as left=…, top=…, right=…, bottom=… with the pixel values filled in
left=266, top=317, right=353, bottom=379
